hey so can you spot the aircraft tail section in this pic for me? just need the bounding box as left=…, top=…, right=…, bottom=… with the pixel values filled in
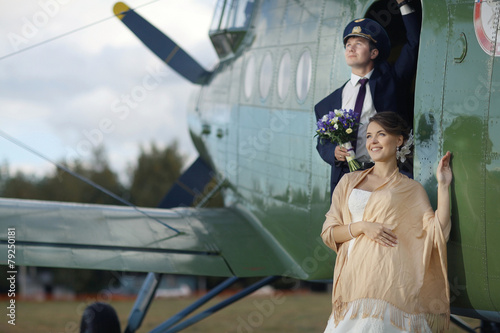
left=158, top=157, right=216, bottom=208
left=0, top=198, right=293, bottom=277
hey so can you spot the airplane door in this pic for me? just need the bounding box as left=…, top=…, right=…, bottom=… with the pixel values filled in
left=416, top=0, right=500, bottom=318
left=474, top=0, right=500, bottom=316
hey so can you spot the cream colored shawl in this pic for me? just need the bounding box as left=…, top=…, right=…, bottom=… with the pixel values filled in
left=321, top=168, right=450, bottom=333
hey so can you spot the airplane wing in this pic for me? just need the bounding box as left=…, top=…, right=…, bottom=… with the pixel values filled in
left=0, top=197, right=294, bottom=277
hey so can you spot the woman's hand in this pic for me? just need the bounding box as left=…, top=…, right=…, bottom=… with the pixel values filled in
left=436, top=151, right=452, bottom=232
left=436, top=151, right=452, bottom=187
left=360, top=221, right=398, bottom=247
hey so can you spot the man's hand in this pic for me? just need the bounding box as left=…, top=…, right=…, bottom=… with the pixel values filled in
left=335, top=145, right=351, bottom=161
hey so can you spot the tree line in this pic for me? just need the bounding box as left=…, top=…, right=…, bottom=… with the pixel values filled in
left=0, top=141, right=205, bottom=294
left=0, top=141, right=185, bottom=208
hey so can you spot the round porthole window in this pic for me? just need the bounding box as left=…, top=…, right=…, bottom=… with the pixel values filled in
left=244, top=55, right=256, bottom=99
left=296, top=49, right=312, bottom=101
left=259, top=53, right=273, bottom=100
left=277, top=51, right=291, bottom=100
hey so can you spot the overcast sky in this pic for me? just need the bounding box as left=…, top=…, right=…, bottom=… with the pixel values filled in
left=0, top=0, right=218, bottom=182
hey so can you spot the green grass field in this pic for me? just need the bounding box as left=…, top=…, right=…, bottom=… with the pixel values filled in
left=0, top=292, right=480, bottom=332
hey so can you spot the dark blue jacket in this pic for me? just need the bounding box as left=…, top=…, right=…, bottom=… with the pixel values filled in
left=315, top=12, right=421, bottom=195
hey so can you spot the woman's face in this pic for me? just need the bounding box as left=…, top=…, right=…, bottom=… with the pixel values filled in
left=366, top=121, right=403, bottom=163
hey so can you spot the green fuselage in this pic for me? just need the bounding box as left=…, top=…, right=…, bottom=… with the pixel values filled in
left=189, top=0, right=500, bottom=320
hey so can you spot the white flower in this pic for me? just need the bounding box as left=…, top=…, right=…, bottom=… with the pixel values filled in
left=334, top=123, right=339, bottom=130
left=346, top=128, right=353, bottom=134
left=335, top=110, right=343, bottom=117
left=397, top=130, right=414, bottom=163
left=321, top=115, right=328, bottom=122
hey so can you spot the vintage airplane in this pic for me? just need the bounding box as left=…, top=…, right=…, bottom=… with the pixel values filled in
left=1, top=0, right=499, bottom=332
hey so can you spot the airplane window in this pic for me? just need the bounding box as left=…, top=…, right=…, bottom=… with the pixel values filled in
left=244, top=55, right=256, bottom=99
left=220, top=1, right=232, bottom=30
left=296, top=50, right=312, bottom=101
left=210, top=0, right=225, bottom=32
left=210, top=34, right=233, bottom=58
left=210, top=0, right=254, bottom=31
left=226, top=0, right=255, bottom=29
left=209, top=0, right=255, bottom=58
left=278, top=51, right=291, bottom=100
left=259, top=53, right=273, bottom=100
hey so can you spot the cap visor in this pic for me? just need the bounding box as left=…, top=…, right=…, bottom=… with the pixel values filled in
left=343, top=33, right=377, bottom=45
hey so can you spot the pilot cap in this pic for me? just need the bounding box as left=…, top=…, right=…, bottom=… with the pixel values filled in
left=343, top=18, right=391, bottom=60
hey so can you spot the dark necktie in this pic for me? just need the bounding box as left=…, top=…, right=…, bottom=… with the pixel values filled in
left=352, top=78, right=368, bottom=151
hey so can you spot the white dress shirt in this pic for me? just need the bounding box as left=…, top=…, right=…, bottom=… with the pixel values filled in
left=341, top=69, right=375, bottom=163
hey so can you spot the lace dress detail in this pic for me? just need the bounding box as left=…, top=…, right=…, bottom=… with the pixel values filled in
left=323, top=189, right=432, bottom=333
left=346, top=189, right=371, bottom=257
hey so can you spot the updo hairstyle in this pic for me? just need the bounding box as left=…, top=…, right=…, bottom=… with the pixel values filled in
left=368, top=112, right=411, bottom=146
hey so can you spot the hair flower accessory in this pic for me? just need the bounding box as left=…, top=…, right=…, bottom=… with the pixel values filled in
left=315, top=109, right=361, bottom=172
left=397, top=130, right=413, bottom=163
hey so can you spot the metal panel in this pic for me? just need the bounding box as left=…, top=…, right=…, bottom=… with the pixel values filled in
left=417, top=0, right=499, bottom=313
left=485, top=15, right=500, bottom=313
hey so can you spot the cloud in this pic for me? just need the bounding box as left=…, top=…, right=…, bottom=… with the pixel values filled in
left=0, top=0, right=218, bottom=181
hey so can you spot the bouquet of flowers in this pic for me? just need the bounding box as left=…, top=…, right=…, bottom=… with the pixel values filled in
left=315, top=109, right=361, bottom=172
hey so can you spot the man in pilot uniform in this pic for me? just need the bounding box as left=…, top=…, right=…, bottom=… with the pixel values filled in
left=315, top=0, right=420, bottom=196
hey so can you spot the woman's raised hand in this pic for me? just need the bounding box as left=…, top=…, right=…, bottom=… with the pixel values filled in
left=436, top=151, right=452, bottom=187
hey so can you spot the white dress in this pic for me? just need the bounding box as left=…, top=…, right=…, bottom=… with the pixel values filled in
left=323, top=189, right=431, bottom=333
